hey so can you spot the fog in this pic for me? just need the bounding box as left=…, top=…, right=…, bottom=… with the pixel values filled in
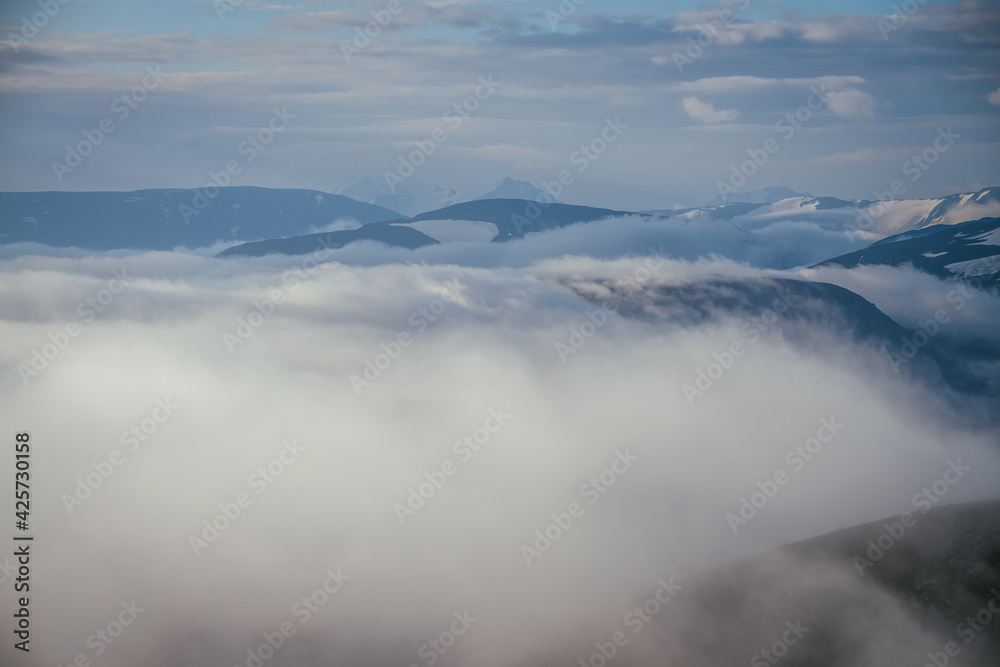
left=1, top=248, right=998, bottom=666
left=0, top=212, right=873, bottom=271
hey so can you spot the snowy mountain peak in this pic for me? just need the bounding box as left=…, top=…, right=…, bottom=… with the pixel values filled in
left=475, top=177, right=559, bottom=203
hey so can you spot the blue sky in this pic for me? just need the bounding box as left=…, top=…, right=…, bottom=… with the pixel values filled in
left=0, top=0, right=997, bottom=208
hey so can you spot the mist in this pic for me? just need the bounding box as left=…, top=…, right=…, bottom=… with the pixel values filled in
left=2, top=250, right=998, bottom=666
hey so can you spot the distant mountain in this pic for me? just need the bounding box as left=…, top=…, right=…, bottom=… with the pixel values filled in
left=660, top=187, right=1000, bottom=239
left=707, top=186, right=811, bottom=206
left=217, top=198, right=641, bottom=257
left=0, top=187, right=401, bottom=251
left=920, top=187, right=1000, bottom=228
left=476, top=177, right=559, bottom=203
left=578, top=276, right=1000, bottom=398
left=339, top=177, right=561, bottom=217
left=589, top=277, right=911, bottom=345
left=815, top=217, right=1000, bottom=288
left=400, top=198, right=638, bottom=242
left=216, top=221, right=438, bottom=258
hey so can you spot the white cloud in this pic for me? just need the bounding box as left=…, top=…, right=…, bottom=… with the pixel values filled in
left=3, top=250, right=999, bottom=666
left=669, top=75, right=866, bottom=95
left=988, top=87, right=1000, bottom=105
left=824, top=88, right=877, bottom=119
left=682, top=96, right=740, bottom=124
left=798, top=21, right=842, bottom=43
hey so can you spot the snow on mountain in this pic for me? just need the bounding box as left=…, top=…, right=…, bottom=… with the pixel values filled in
left=473, top=177, right=560, bottom=203
left=816, top=216, right=1000, bottom=288
left=339, top=177, right=560, bottom=217
left=967, top=225, right=1000, bottom=247
left=674, top=187, right=1000, bottom=239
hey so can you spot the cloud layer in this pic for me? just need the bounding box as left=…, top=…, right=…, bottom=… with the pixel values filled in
left=1, top=248, right=998, bottom=666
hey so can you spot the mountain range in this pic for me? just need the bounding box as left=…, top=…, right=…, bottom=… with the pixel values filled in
left=0, top=187, right=400, bottom=251
left=818, top=217, right=1000, bottom=288
left=2, top=184, right=999, bottom=290
left=338, top=176, right=560, bottom=217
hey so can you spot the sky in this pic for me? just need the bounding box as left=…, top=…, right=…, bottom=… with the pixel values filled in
left=0, top=0, right=998, bottom=209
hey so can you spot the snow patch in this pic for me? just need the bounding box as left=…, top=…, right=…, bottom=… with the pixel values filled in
left=969, top=227, right=1000, bottom=247
left=922, top=251, right=947, bottom=258
left=945, top=255, right=1000, bottom=279
left=936, top=201, right=1000, bottom=226
left=862, top=199, right=941, bottom=235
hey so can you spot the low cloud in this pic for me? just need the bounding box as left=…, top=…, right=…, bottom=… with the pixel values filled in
left=1, top=248, right=998, bottom=666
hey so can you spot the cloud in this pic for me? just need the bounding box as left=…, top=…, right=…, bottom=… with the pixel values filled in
left=682, top=96, right=740, bottom=124
left=798, top=20, right=842, bottom=43
left=1, top=249, right=999, bottom=666
left=2, top=0, right=1000, bottom=209
left=267, top=4, right=520, bottom=32
left=988, top=87, right=1000, bottom=105
left=669, top=75, right=866, bottom=95
left=191, top=212, right=873, bottom=271
left=824, top=88, right=877, bottom=119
